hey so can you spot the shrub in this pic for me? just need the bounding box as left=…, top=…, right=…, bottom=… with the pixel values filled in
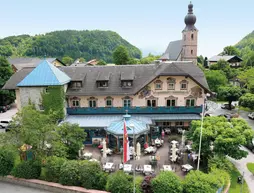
left=106, top=171, right=133, bottom=193
left=208, top=156, right=233, bottom=173
left=59, top=160, right=80, bottom=186
left=12, top=161, right=41, bottom=179
left=135, top=176, right=144, bottom=193
left=183, top=170, right=222, bottom=193
left=0, top=148, right=15, bottom=176
left=210, top=169, right=230, bottom=188
left=151, top=171, right=183, bottom=193
left=79, top=160, right=105, bottom=189
left=44, top=156, right=66, bottom=182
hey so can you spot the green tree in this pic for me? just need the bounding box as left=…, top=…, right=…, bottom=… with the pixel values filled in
left=79, top=57, right=86, bottom=63
left=56, top=122, right=86, bottom=159
left=62, top=56, right=74, bottom=65
left=183, top=170, right=223, bottom=193
left=0, top=45, right=13, bottom=57
left=151, top=171, right=183, bottom=193
left=0, top=56, right=15, bottom=105
left=223, top=46, right=240, bottom=56
left=238, top=68, right=254, bottom=93
left=140, top=53, right=160, bottom=64
left=97, top=59, right=107, bottom=65
left=205, top=70, right=228, bottom=92
left=187, top=116, right=254, bottom=169
left=245, top=51, right=254, bottom=67
left=209, top=59, right=235, bottom=79
left=106, top=171, right=133, bottom=193
left=8, top=105, right=58, bottom=158
left=239, top=93, right=254, bottom=110
left=217, top=86, right=242, bottom=109
left=0, top=149, right=15, bottom=176
left=113, top=45, right=130, bottom=65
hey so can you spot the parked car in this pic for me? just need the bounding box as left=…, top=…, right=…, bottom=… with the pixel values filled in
left=5, top=105, right=11, bottom=110
left=0, top=120, right=10, bottom=131
left=218, top=113, right=239, bottom=121
left=248, top=112, right=254, bottom=120
left=0, top=106, right=7, bottom=113
left=221, top=103, right=235, bottom=110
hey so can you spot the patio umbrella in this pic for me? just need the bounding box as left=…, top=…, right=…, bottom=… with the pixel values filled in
left=136, top=142, right=141, bottom=160
left=181, top=130, right=185, bottom=147
left=102, top=139, right=107, bottom=158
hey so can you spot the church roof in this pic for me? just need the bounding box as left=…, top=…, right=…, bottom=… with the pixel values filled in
left=17, top=60, right=71, bottom=87
left=160, top=40, right=182, bottom=60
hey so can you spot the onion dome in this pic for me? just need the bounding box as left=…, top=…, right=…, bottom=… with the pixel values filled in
left=183, top=2, right=197, bottom=31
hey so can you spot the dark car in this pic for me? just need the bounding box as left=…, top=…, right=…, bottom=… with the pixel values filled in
left=218, top=113, right=239, bottom=121
left=221, top=103, right=235, bottom=110
left=0, top=106, right=7, bottom=113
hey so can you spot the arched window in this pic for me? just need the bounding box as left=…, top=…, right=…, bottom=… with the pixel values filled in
left=191, top=34, right=194, bottom=40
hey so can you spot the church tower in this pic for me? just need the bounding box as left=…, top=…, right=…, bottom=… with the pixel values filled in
left=181, top=2, right=198, bottom=65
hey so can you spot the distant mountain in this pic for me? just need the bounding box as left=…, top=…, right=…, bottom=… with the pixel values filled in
left=141, top=48, right=162, bottom=57
left=235, top=30, right=254, bottom=50
left=0, top=30, right=142, bottom=62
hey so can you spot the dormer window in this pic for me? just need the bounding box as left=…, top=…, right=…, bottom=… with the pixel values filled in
left=122, top=80, right=133, bottom=88
left=167, top=78, right=176, bottom=90
left=180, top=80, right=188, bottom=90
left=154, top=80, right=162, bottom=90
left=71, top=81, right=82, bottom=89
left=97, top=81, right=108, bottom=88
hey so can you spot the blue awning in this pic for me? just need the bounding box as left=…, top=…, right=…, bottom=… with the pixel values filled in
left=63, top=114, right=201, bottom=128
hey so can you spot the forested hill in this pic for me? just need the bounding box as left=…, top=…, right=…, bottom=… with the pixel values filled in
left=235, top=30, right=254, bottom=64
left=0, top=30, right=142, bottom=62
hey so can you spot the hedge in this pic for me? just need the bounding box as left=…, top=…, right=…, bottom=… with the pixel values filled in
left=59, top=160, right=80, bottom=186
left=106, top=171, right=133, bottom=193
left=0, top=148, right=15, bottom=176
left=44, top=156, right=66, bottom=182
left=12, top=160, right=41, bottom=179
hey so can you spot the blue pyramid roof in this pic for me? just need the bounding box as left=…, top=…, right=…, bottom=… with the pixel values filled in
left=17, top=60, right=71, bottom=86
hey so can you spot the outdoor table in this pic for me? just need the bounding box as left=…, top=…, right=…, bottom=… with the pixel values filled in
left=191, top=153, right=198, bottom=161
left=162, top=165, right=172, bottom=171
left=101, top=148, right=113, bottom=155
left=104, top=162, right=114, bottom=172
left=143, top=165, right=153, bottom=175
left=169, top=155, right=178, bottom=162
left=89, top=158, right=99, bottom=162
left=171, top=140, right=179, bottom=144
left=144, top=146, right=156, bottom=154
left=123, top=164, right=132, bottom=173
left=83, top=152, right=92, bottom=159
left=186, top=145, right=192, bottom=150
left=155, top=139, right=164, bottom=146
left=182, top=164, right=193, bottom=172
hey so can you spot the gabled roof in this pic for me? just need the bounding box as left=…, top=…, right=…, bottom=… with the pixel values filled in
left=160, top=40, right=183, bottom=60
left=208, top=55, right=243, bottom=62
left=3, top=61, right=210, bottom=94
left=17, top=60, right=71, bottom=87
left=8, top=57, right=65, bottom=71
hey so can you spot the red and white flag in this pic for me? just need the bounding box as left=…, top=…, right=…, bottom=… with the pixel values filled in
left=123, top=120, right=130, bottom=163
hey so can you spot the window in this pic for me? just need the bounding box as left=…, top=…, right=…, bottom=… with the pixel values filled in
left=154, top=80, right=162, bottom=90
left=89, top=100, right=97, bottom=107
left=180, top=80, right=188, bottom=90
left=167, top=78, right=175, bottom=90
left=72, top=100, right=80, bottom=107
left=191, top=34, right=194, bottom=40
left=166, top=99, right=176, bottom=107
left=93, top=129, right=106, bottom=137
left=97, top=81, right=108, bottom=88
left=106, top=99, right=112, bottom=107
left=191, top=50, right=193, bottom=55
left=184, top=34, right=186, bottom=41
left=176, top=122, right=183, bottom=126
left=186, top=99, right=195, bottom=107
left=71, top=81, right=82, bottom=89
left=147, top=99, right=157, bottom=107
left=44, top=87, right=49, bottom=93
left=122, top=81, right=132, bottom=87
left=123, top=99, right=131, bottom=107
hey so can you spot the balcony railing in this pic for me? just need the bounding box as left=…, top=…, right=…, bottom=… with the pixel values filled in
left=66, top=106, right=202, bottom=115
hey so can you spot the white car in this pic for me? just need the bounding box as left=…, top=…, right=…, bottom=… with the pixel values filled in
left=248, top=112, right=254, bottom=120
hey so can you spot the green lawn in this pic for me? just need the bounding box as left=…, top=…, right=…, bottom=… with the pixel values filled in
left=246, top=163, right=254, bottom=174
left=229, top=166, right=249, bottom=193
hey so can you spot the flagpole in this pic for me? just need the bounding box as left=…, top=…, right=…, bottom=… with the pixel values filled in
left=130, top=123, right=135, bottom=193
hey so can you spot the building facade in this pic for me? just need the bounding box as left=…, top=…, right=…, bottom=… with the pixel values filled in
left=4, top=59, right=210, bottom=147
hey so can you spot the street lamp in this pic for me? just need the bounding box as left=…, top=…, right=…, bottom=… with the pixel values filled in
left=197, top=93, right=210, bottom=170
left=129, top=123, right=136, bottom=193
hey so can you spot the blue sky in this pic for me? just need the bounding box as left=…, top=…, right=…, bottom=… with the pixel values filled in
left=0, top=0, right=253, bottom=57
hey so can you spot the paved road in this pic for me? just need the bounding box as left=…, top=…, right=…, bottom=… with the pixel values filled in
left=0, top=182, right=52, bottom=193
